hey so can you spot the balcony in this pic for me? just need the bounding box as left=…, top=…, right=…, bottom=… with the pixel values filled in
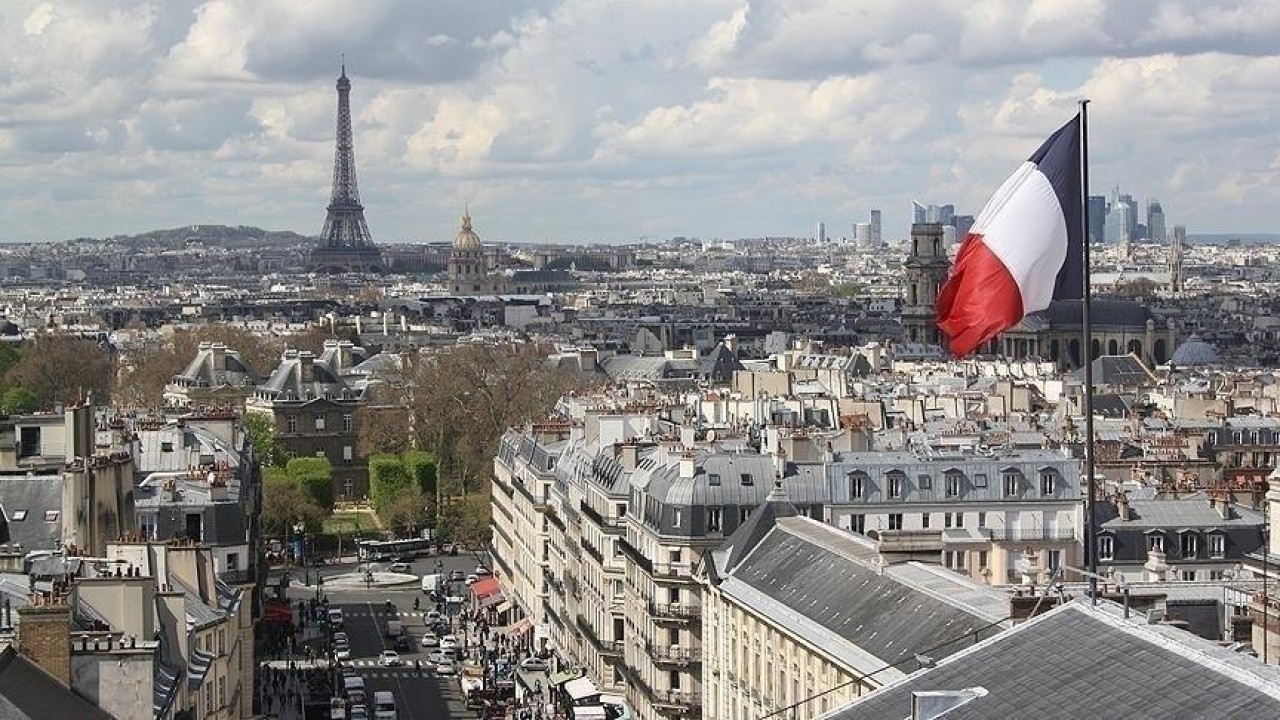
left=646, top=642, right=700, bottom=668
left=619, top=538, right=654, bottom=575
left=986, top=525, right=1077, bottom=542
left=648, top=602, right=700, bottom=624
left=577, top=615, right=624, bottom=657
left=649, top=562, right=697, bottom=584
left=580, top=501, right=624, bottom=533
left=582, top=539, right=605, bottom=565
left=652, top=690, right=701, bottom=716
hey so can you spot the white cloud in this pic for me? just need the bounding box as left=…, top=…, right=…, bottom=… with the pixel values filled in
left=0, top=0, right=1277, bottom=242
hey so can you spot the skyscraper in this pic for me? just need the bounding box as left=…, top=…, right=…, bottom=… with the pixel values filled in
left=308, top=63, right=383, bottom=273
left=854, top=222, right=872, bottom=247
left=1147, top=198, right=1167, bottom=245
left=911, top=200, right=926, bottom=225
left=1104, top=202, right=1131, bottom=245
left=1118, top=193, right=1138, bottom=242
left=1087, top=195, right=1107, bottom=244
left=818, top=221, right=826, bottom=244
left=869, top=209, right=882, bottom=245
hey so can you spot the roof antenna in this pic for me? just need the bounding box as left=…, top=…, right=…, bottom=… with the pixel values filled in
left=340, top=51, right=346, bottom=77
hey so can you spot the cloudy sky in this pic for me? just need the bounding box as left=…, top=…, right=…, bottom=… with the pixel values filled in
left=1, top=0, right=1277, bottom=244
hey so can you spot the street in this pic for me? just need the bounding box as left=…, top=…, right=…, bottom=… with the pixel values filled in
left=278, top=548, right=500, bottom=720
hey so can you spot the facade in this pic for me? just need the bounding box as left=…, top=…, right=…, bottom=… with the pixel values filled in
left=1093, top=493, right=1264, bottom=583
left=247, top=340, right=370, bottom=497
left=163, top=342, right=259, bottom=412
left=824, top=449, right=1082, bottom=585
left=702, top=489, right=1010, bottom=720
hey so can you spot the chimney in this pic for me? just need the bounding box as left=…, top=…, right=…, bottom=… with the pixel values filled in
left=1211, top=491, right=1232, bottom=520
left=1116, top=492, right=1129, bottom=521
left=210, top=342, right=227, bottom=371
left=338, top=340, right=354, bottom=371
left=724, top=334, right=739, bottom=356
left=298, top=351, right=315, bottom=383
left=1144, top=548, right=1169, bottom=583
left=579, top=348, right=598, bottom=373
left=619, top=444, right=639, bottom=472
left=208, top=471, right=228, bottom=501
left=680, top=424, right=696, bottom=449
left=17, top=599, right=72, bottom=685
left=678, top=452, right=696, bottom=479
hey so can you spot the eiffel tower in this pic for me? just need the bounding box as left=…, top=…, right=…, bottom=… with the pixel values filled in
left=308, top=63, right=384, bottom=273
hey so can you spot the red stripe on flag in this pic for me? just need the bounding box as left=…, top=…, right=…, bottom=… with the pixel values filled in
left=936, top=233, right=1024, bottom=357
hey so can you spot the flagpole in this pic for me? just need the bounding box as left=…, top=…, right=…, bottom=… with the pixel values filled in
left=1079, top=99, right=1098, bottom=603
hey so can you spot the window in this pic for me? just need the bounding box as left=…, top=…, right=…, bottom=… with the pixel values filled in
left=1148, top=534, right=1165, bottom=553
left=740, top=508, right=751, bottom=523
left=670, top=548, right=682, bottom=564
left=315, top=414, right=326, bottom=430
left=973, top=473, right=988, bottom=489
left=708, top=473, right=721, bottom=486
left=140, top=516, right=156, bottom=540
left=921, top=513, right=931, bottom=529
left=286, top=416, right=297, bottom=433
left=707, top=508, right=722, bottom=533
left=160, top=441, right=174, bottom=452
left=673, top=509, right=682, bottom=527
left=613, top=579, right=624, bottom=599
left=888, top=513, right=903, bottom=530
left=342, top=445, right=353, bottom=462
left=978, top=512, right=987, bottom=527
left=944, top=551, right=967, bottom=570
left=1003, top=472, right=1020, bottom=497
left=978, top=550, right=989, bottom=570
left=1047, top=550, right=1062, bottom=572
left=1209, top=534, right=1226, bottom=558
left=945, top=512, right=964, bottom=528
left=945, top=472, right=962, bottom=498
left=613, top=540, right=623, bottom=557
left=343, top=413, right=353, bottom=432
left=10, top=511, right=26, bottom=522
left=848, top=473, right=864, bottom=499
left=44, top=510, right=59, bottom=522
left=1039, top=471, right=1057, bottom=495
left=1098, top=535, right=1114, bottom=560
left=887, top=474, right=903, bottom=499
left=227, top=553, right=238, bottom=570
left=1209, top=570, right=1226, bottom=581
left=740, top=473, right=754, bottom=486
left=1181, top=533, right=1198, bottom=558
left=917, top=474, right=932, bottom=490
left=850, top=514, right=866, bottom=534
left=670, top=671, right=681, bottom=690
left=1181, top=570, right=1197, bottom=581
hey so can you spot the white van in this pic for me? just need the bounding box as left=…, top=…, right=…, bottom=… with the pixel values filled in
left=328, top=607, right=345, bottom=628
left=372, top=690, right=397, bottom=720
left=344, top=675, right=365, bottom=697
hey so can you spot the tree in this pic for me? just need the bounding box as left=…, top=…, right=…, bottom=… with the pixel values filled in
left=286, top=456, right=334, bottom=512
left=261, top=471, right=326, bottom=536
left=0, top=387, right=38, bottom=414
left=368, top=455, right=412, bottom=512
left=4, top=335, right=113, bottom=407
left=438, top=495, right=491, bottom=547
left=356, top=405, right=411, bottom=458
left=380, top=485, right=429, bottom=538
left=403, top=451, right=438, bottom=498
left=244, top=412, right=286, bottom=468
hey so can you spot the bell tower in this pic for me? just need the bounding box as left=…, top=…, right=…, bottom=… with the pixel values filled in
left=901, top=222, right=950, bottom=346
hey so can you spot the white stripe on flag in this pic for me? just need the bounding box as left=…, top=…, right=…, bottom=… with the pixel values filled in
left=972, top=161, right=1070, bottom=314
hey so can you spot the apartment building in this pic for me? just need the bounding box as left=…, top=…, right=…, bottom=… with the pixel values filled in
left=824, top=448, right=1082, bottom=585
left=702, top=484, right=1011, bottom=720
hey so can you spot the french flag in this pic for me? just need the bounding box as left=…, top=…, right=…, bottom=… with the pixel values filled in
left=936, top=116, right=1084, bottom=357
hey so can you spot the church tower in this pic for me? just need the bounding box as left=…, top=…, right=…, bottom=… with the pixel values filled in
left=448, top=209, right=487, bottom=295
left=1169, top=224, right=1186, bottom=293
left=901, top=223, right=950, bottom=346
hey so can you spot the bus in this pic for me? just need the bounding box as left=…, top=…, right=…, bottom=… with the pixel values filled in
left=357, top=538, right=432, bottom=562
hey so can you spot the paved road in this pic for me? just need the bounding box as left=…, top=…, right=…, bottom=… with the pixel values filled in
left=281, top=549, right=492, bottom=720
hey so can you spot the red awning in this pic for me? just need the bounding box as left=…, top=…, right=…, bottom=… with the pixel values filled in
left=470, top=577, right=500, bottom=599
left=503, top=618, right=533, bottom=637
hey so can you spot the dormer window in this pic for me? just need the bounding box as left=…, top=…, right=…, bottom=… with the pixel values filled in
left=1003, top=471, right=1020, bottom=497
left=887, top=473, right=904, bottom=499
left=11, top=511, right=26, bottom=521
left=1039, top=471, right=1057, bottom=496
left=1098, top=535, right=1115, bottom=561
left=917, top=474, right=933, bottom=491
left=1209, top=533, right=1226, bottom=558
left=847, top=473, right=865, bottom=499
left=161, top=441, right=174, bottom=453
left=945, top=471, right=963, bottom=498
left=1147, top=533, right=1165, bottom=553
left=44, top=510, right=59, bottom=522
left=740, top=473, right=753, bottom=487
left=708, top=474, right=721, bottom=487
left=1180, top=532, right=1199, bottom=558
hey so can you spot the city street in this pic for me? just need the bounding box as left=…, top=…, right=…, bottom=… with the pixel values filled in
left=280, top=548, right=496, bottom=720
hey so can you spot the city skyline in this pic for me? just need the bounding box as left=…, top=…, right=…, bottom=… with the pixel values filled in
left=1, top=0, right=1278, bottom=244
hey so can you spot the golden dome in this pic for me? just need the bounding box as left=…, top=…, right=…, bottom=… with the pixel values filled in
left=452, top=209, right=483, bottom=251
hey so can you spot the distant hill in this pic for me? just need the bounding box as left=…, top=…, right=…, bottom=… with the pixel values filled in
left=105, top=225, right=317, bottom=250
left=1189, top=233, right=1280, bottom=246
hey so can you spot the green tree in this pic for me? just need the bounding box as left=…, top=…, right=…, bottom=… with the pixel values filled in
left=244, top=412, right=285, bottom=468
left=403, top=451, right=438, bottom=498
left=261, top=471, right=326, bottom=536
left=0, top=387, right=39, bottom=414
left=438, top=495, right=491, bottom=547
left=286, top=456, right=334, bottom=512
left=380, top=484, right=430, bottom=537
left=368, top=455, right=411, bottom=510
left=4, top=335, right=113, bottom=407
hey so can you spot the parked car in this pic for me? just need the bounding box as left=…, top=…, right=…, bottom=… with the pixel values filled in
left=464, top=574, right=479, bottom=585
left=449, top=570, right=465, bottom=582
left=334, top=644, right=351, bottom=661
left=435, top=661, right=457, bottom=676
left=439, top=635, right=459, bottom=651
left=378, top=650, right=402, bottom=667
left=475, top=566, right=492, bottom=576
left=519, top=657, right=548, bottom=672
left=421, top=632, right=439, bottom=647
